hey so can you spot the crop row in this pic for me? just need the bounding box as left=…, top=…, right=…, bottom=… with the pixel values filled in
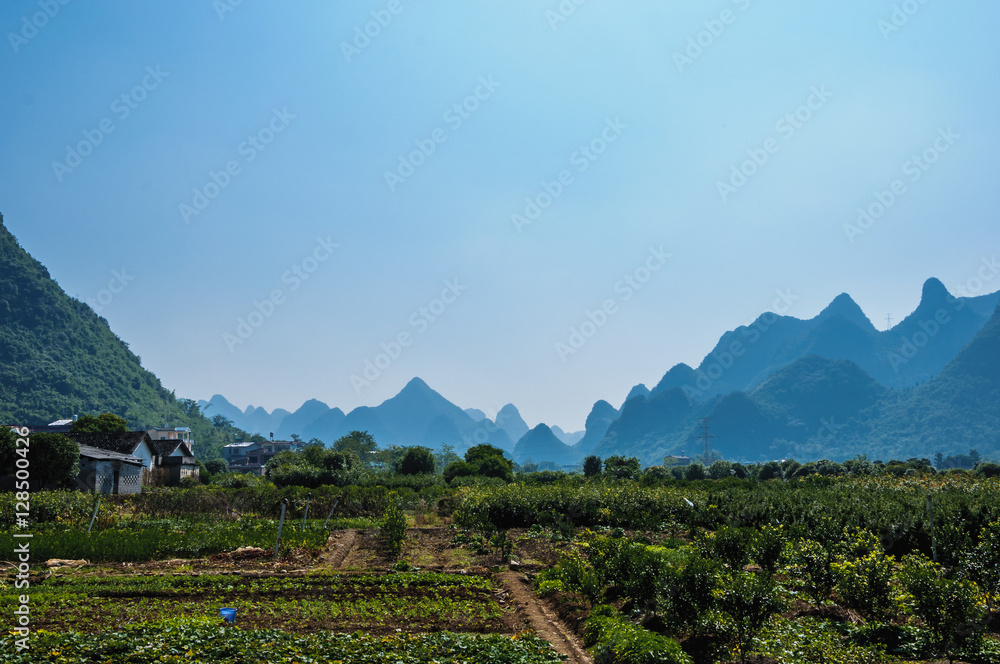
left=0, top=620, right=563, bottom=664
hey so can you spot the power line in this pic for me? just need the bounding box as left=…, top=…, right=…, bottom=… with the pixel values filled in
left=885, top=314, right=893, bottom=330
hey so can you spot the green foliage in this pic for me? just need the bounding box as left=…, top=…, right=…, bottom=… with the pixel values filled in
left=0, top=517, right=330, bottom=561
left=379, top=498, right=408, bottom=556
left=584, top=614, right=693, bottom=664
left=0, top=623, right=564, bottom=664
left=584, top=454, right=602, bottom=477
left=788, top=538, right=837, bottom=605
left=29, top=432, right=80, bottom=488
left=756, top=617, right=892, bottom=663
left=72, top=412, right=128, bottom=433
left=832, top=550, right=896, bottom=620
left=701, top=525, right=753, bottom=570
left=332, top=430, right=377, bottom=463
left=752, top=524, right=786, bottom=574
left=396, top=446, right=436, bottom=475
left=716, top=571, right=784, bottom=663
left=444, top=460, right=477, bottom=484
left=204, top=458, right=228, bottom=475
left=656, top=551, right=721, bottom=633
left=706, top=460, right=733, bottom=480
left=684, top=463, right=706, bottom=481
left=604, top=455, right=641, bottom=481
left=898, top=554, right=989, bottom=660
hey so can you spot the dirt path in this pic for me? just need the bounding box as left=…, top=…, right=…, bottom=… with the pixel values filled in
left=499, top=571, right=592, bottom=664
left=319, top=529, right=358, bottom=569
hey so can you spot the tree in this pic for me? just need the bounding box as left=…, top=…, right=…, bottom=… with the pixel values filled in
left=443, top=460, right=477, bottom=484
left=0, top=427, right=17, bottom=476
left=205, top=459, right=229, bottom=475
left=899, top=554, right=988, bottom=662
left=707, top=459, right=734, bottom=479
left=685, top=462, right=706, bottom=480
left=478, top=455, right=514, bottom=482
left=583, top=455, right=602, bottom=477
left=465, top=444, right=507, bottom=466
left=333, top=430, right=378, bottom=464
left=211, top=415, right=234, bottom=429
left=976, top=462, right=1000, bottom=478
left=72, top=413, right=128, bottom=433
left=603, top=455, right=640, bottom=481
left=758, top=461, right=783, bottom=481
left=30, top=433, right=80, bottom=488
left=434, top=443, right=461, bottom=472
left=396, top=446, right=436, bottom=475
left=718, top=571, right=784, bottom=664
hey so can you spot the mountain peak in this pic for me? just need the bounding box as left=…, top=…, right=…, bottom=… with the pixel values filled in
left=402, top=377, right=432, bottom=393
left=818, top=293, right=874, bottom=329
left=920, top=277, right=951, bottom=305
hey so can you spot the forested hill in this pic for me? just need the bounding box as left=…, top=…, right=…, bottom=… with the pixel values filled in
left=0, top=215, right=225, bottom=457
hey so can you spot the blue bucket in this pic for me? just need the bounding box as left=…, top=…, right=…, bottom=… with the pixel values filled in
left=220, top=607, right=237, bottom=624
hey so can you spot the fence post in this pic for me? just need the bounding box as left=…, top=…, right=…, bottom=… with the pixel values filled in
left=87, top=497, right=102, bottom=534
left=302, top=492, right=312, bottom=530
left=274, top=498, right=288, bottom=561
left=323, top=498, right=341, bottom=530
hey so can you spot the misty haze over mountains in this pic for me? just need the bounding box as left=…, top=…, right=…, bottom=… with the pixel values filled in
left=200, top=276, right=1000, bottom=466
left=3, top=212, right=997, bottom=466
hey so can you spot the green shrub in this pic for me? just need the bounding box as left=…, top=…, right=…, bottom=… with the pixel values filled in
left=379, top=499, right=407, bottom=556
left=832, top=550, right=896, bottom=620
left=788, top=538, right=837, bottom=605
left=898, top=554, right=988, bottom=660
left=584, top=615, right=693, bottom=664
left=716, top=571, right=784, bottom=663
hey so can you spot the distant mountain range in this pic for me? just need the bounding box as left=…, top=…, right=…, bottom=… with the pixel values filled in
left=2, top=215, right=997, bottom=467
left=199, top=382, right=585, bottom=456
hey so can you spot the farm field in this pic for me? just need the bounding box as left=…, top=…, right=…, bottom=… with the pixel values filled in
left=1, top=475, right=999, bottom=663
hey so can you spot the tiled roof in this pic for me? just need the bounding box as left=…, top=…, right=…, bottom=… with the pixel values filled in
left=66, top=431, right=152, bottom=455
left=78, top=444, right=144, bottom=465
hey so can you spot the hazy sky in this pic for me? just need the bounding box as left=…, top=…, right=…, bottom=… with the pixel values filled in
left=2, top=1, right=998, bottom=430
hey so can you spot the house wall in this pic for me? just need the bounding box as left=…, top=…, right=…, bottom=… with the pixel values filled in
left=78, top=458, right=143, bottom=495
left=131, top=442, right=156, bottom=469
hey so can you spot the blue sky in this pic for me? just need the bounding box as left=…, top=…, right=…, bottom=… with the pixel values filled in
left=2, top=1, right=998, bottom=431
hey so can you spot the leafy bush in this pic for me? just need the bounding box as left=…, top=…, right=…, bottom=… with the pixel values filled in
left=832, top=550, right=896, bottom=620
left=788, top=538, right=837, bottom=605
left=715, top=571, right=783, bottom=663
left=584, top=614, right=693, bottom=664
left=379, top=499, right=408, bottom=556
left=898, top=554, right=988, bottom=660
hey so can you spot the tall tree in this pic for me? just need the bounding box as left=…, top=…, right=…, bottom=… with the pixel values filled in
left=72, top=413, right=128, bottom=433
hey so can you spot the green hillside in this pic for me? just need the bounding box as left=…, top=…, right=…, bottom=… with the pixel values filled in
left=0, top=215, right=230, bottom=458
